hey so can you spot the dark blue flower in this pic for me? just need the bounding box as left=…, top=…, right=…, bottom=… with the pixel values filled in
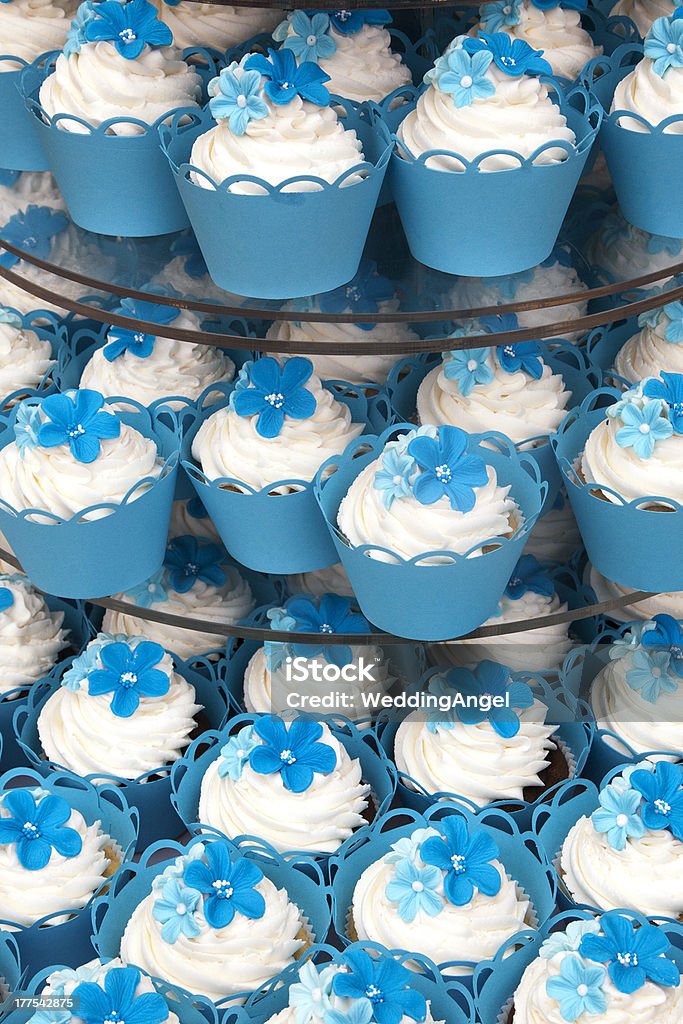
left=170, top=236, right=208, bottom=280
left=448, top=660, right=535, bottom=738
left=332, top=950, right=426, bottom=1024
left=531, top=0, right=586, bottom=10
left=497, top=340, right=544, bottom=379
left=38, top=390, right=120, bottom=465
left=285, top=593, right=369, bottom=667
left=233, top=356, right=317, bottom=438
left=103, top=326, right=155, bottom=362
left=643, top=372, right=683, bottom=434
left=579, top=914, right=680, bottom=994
left=543, top=245, right=574, bottom=268
left=408, top=425, right=488, bottom=513
left=87, top=640, right=169, bottom=718
left=642, top=613, right=683, bottom=676
left=249, top=716, right=337, bottom=793
left=245, top=49, right=331, bottom=106
left=85, top=0, right=172, bottom=59
left=183, top=841, right=265, bottom=929
left=164, top=535, right=226, bottom=594
left=0, top=587, right=13, bottom=613
left=0, top=789, right=82, bottom=871
left=187, top=494, right=209, bottom=519
left=480, top=312, right=520, bottom=334
left=117, top=296, right=180, bottom=326
left=505, top=554, right=554, bottom=600
left=0, top=206, right=68, bottom=270
left=325, top=9, right=392, bottom=34
left=631, top=761, right=683, bottom=840
left=463, top=33, right=552, bottom=77
left=419, top=816, right=501, bottom=906
left=319, top=259, right=394, bottom=331
left=0, top=170, right=20, bottom=187
left=74, top=967, right=168, bottom=1024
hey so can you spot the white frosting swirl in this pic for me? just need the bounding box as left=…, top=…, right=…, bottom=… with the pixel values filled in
left=614, top=316, right=683, bottom=382
left=394, top=701, right=559, bottom=803
left=287, top=562, right=355, bottom=598
left=610, top=0, right=678, bottom=39
left=191, top=371, right=364, bottom=491
left=156, top=2, right=280, bottom=51
left=0, top=574, right=68, bottom=692
left=478, top=2, right=600, bottom=81
left=37, top=638, right=202, bottom=778
left=39, top=41, right=202, bottom=135
left=40, top=958, right=179, bottom=1024
left=0, top=791, right=115, bottom=926
left=0, top=400, right=163, bottom=521
left=586, top=207, right=682, bottom=289
left=524, top=495, right=580, bottom=563
left=0, top=0, right=75, bottom=70
left=590, top=651, right=683, bottom=758
left=0, top=320, right=54, bottom=397
left=612, top=59, right=683, bottom=133
left=120, top=868, right=306, bottom=1002
left=580, top=413, right=683, bottom=504
left=198, top=720, right=370, bottom=853
left=397, top=61, right=575, bottom=171
left=102, top=564, right=254, bottom=660
left=589, top=565, right=683, bottom=621
left=561, top=813, right=683, bottom=917
left=417, top=357, right=571, bottom=443
left=0, top=172, right=64, bottom=223
left=351, top=830, right=533, bottom=972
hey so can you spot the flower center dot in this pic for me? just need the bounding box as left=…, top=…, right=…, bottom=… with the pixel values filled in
left=467, top=359, right=478, bottom=371
left=104, top=1013, right=124, bottom=1024
left=280, top=748, right=296, bottom=765
left=667, top=42, right=677, bottom=52
left=617, top=952, right=638, bottom=966
left=654, top=798, right=672, bottom=815
left=21, top=821, right=40, bottom=840
left=148, top=584, right=156, bottom=592
left=616, top=813, right=628, bottom=827
left=451, top=853, right=466, bottom=873
left=577, top=984, right=588, bottom=997
left=265, top=392, right=285, bottom=408
left=311, top=989, right=322, bottom=1002
left=460, top=75, right=473, bottom=88
left=435, top=463, right=452, bottom=482
left=639, top=423, right=651, bottom=433
left=120, top=671, right=138, bottom=688
left=365, top=985, right=383, bottom=1004
left=411, top=880, right=424, bottom=892
left=501, top=56, right=516, bottom=66
left=336, top=10, right=351, bottom=21
left=68, top=423, right=86, bottom=439
left=134, top=333, right=145, bottom=344
left=212, top=879, right=234, bottom=899
left=652, top=666, right=661, bottom=677
left=119, top=28, right=137, bottom=43
left=236, top=95, right=247, bottom=108
left=176, top=902, right=187, bottom=915
left=503, top=4, right=512, bottom=11
left=346, top=285, right=361, bottom=302
left=24, top=235, right=37, bottom=248
left=320, top=623, right=333, bottom=633
left=306, top=34, right=317, bottom=45
left=185, top=562, right=199, bottom=576
left=393, top=474, right=403, bottom=485
left=504, top=345, right=515, bottom=356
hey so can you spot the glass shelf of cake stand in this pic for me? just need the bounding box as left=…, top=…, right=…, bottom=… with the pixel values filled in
left=1, top=193, right=683, bottom=344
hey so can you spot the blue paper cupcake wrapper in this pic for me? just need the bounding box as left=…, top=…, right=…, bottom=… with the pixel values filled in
left=0, top=313, right=67, bottom=411
left=13, top=652, right=232, bottom=850
left=584, top=318, right=639, bottom=377
left=313, top=424, right=547, bottom=640
left=0, top=52, right=50, bottom=170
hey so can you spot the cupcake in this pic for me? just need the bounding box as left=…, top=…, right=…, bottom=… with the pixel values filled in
left=610, top=0, right=679, bottom=38
left=196, top=714, right=371, bottom=854
left=272, top=9, right=412, bottom=104
left=0, top=0, right=76, bottom=70
left=119, top=838, right=310, bottom=1002
left=613, top=299, right=683, bottom=382
left=474, top=0, right=601, bottom=81
left=168, top=496, right=221, bottom=544
left=77, top=296, right=234, bottom=408
left=0, top=572, right=69, bottom=695
left=286, top=563, right=355, bottom=599
left=524, top=490, right=581, bottom=563
left=393, top=661, right=567, bottom=807
left=610, top=15, right=683, bottom=136
left=586, top=205, right=682, bottom=294
left=0, top=307, right=56, bottom=401
left=510, top=912, right=683, bottom=1022
left=588, top=564, right=683, bottom=620
left=156, top=1, right=280, bottom=52
left=590, top=615, right=683, bottom=758
left=559, top=760, right=683, bottom=917
left=431, top=555, right=572, bottom=672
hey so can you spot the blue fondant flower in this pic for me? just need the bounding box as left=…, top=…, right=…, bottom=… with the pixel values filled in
left=442, top=347, right=493, bottom=396
left=0, top=789, right=81, bottom=870
left=103, top=325, right=155, bottom=362
left=631, top=761, right=683, bottom=840
left=124, top=568, right=168, bottom=609
left=546, top=954, right=607, bottom=1022
left=31, top=966, right=103, bottom=1024
left=505, top=554, right=554, bottom=600
left=374, top=447, right=416, bottom=510
left=332, top=950, right=426, bottom=1024
left=480, top=312, right=520, bottom=334
left=480, top=0, right=522, bottom=31
left=85, top=0, right=172, bottom=59
left=280, top=12, right=337, bottom=62
left=14, top=401, right=43, bottom=458
left=497, top=340, right=544, bottom=379
left=327, top=9, right=392, bottom=34
left=0, top=206, right=68, bottom=270
left=249, top=716, right=337, bottom=793
left=0, top=588, right=13, bottom=613
left=0, top=307, right=22, bottom=328
left=319, top=259, right=394, bottom=330
left=532, top=0, right=586, bottom=9
left=408, top=425, right=488, bottom=513
left=642, top=613, right=683, bottom=675
left=615, top=397, right=673, bottom=458
left=61, top=637, right=112, bottom=692
left=290, top=962, right=337, bottom=1024
left=164, top=535, right=226, bottom=594
left=579, top=914, right=680, bottom=994
left=643, top=372, right=683, bottom=433
left=463, top=33, right=552, bottom=77
left=385, top=827, right=439, bottom=864
left=662, top=301, right=683, bottom=343
left=424, top=676, right=457, bottom=734
left=233, top=356, right=316, bottom=438
left=170, top=235, right=208, bottom=280
left=434, top=47, right=496, bottom=107
left=152, top=876, right=201, bottom=944
left=385, top=858, right=444, bottom=922
left=285, top=593, right=369, bottom=667
left=117, top=296, right=180, bottom=326
left=38, top=390, right=120, bottom=465
left=64, top=2, right=98, bottom=57
left=539, top=919, right=600, bottom=958
left=644, top=15, right=683, bottom=77
left=245, top=49, right=331, bottom=107
left=626, top=648, right=678, bottom=703
left=184, top=841, right=265, bottom=929
left=208, top=66, right=268, bottom=135
left=591, top=783, right=646, bottom=850
left=73, top=967, right=168, bottom=1024
left=325, top=1003, right=373, bottom=1024
left=217, top=724, right=260, bottom=781
left=0, top=170, right=20, bottom=186
left=87, top=640, right=169, bottom=718
left=638, top=305, right=664, bottom=330
left=419, top=816, right=501, bottom=906
left=448, top=660, right=534, bottom=738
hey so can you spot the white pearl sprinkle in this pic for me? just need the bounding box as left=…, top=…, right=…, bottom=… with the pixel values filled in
left=577, top=984, right=588, bottom=997
left=460, top=75, right=473, bottom=88
left=616, top=814, right=628, bottom=827
left=639, top=423, right=650, bottom=433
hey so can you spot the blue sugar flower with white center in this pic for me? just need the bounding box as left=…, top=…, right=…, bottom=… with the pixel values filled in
left=579, top=914, right=680, bottom=994
left=103, top=325, right=155, bottom=362
left=87, top=639, right=169, bottom=718
left=385, top=858, right=444, bottom=922
left=332, top=950, right=426, bottom=1024
left=505, top=554, right=554, bottom=600
left=124, top=568, right=168, bottom=609
left=662, top=301, right=683, bottom=343
left=434, top=47, right=495, bottom=107
left=631, top=761, right=683, bottom=839
left=0, top=206, right=68, bottom=270
left=152, top=876, right=201, bottom=943
left=591, top=783, right=646, bottom=850
left=643, top=371, right=683, bottom=433
left=84, top=0, right=172, bottom=59
left=73, top=967, right=168, bottom=1024
left=545, top=954, right=607, bottom=1022
left=419, top=816, right=501, bottom=906
left=327, top=9, right=392, bottom=35
left=374, top=447, right=416, bottom=510
left=497, top=340, right=544, bottom=379
left=164, top=535, right=226, bottom=593
left=539, top=919, right=600, bottom=958
left=408, top=425, right=488, bottom=513
left=278, top=11, right=337, bottom=63
left=615, top=397, right=673, bottom=458
left=233, top=356, right=317, bottom=438
left=319, top=259, right=394, bottom=330
left=14, top=401, right=43, bottom=458
left=480, top=0, right=522, bottom=32
left=285, top=593, right=369, bottom=667
left=208, top=66, right=268, bottom=135
left=249, top=715, right=337, bottom=793
left=289, top=961, right=336, bottom=1024
left=645, top=14, right=683, bottom=77
left=442, top=347, right=493, bottom=396
left=626, top=648, right=678, bottom=703
left=38, top=389, right=120, bottom=465
left=183, top=841, right=265, bottom=929
left=244, top=49, right=331, bottom=107
left=448, top=660, right=534, bottom=737
left=217, top=724, right=259, bottom=781
left=0, top=789, right=82, bottom=870
left=463, top=32, right=552, bottom=76
left=642, top=613, right=683, bottom=675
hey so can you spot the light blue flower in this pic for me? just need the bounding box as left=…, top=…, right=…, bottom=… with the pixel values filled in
left=385, top=858, right=444, bottom=922
left=480, top=0, right=522, bottom=31
left=608, top=621, right=652, bottom=660
left=217, top=724, right=259, bottom=780
left=644, top=14, right=683, bottom=77
left=539, top=920, right=601, bottom=959
left=373, top=447, right=416, bottom=510
left=606, top=381, right=648, bottom=421
left=442, top=347, right=493, bottom=396
left=279, top=11, right=337, bottom=63
left=637, top=305, right=664, bottom=330
left=615, top=398, right=673, bottom=459
left=591, top=783, right=646, bottom=850
left=546, top=954, right=607, bottom=1022
left=289, top=961, right=337, bottom=1024
left=123, top=567, right=168, bottom=609
left=227, top=360, right=253, bottom=411
left=424, top=675, right=457, bottom=733
left=152, top=876, right=202, bottom=944
left=61, top=641, right=106, bottom=692
left=612, top=759, right=655, bottom=791
left=64, top=1, right=98, bottom=57
left=0, top=307, right=22, bottom=328
left=391, top=423, right=437, bottom=455
left=325, top=1002, right=373, bottom=1024
left=208, top=65, right=268, bottom=135
left=626, top=648, right=678, bottom=703
left=14, top=402, right=42, bottom=458
left=385, top=827, right=439, bottom=864
left=663, top=301, right=683, bottom=342
left=31, top=965, right=103, bottom=1024
left=434, top=47, right=496, bottom=107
